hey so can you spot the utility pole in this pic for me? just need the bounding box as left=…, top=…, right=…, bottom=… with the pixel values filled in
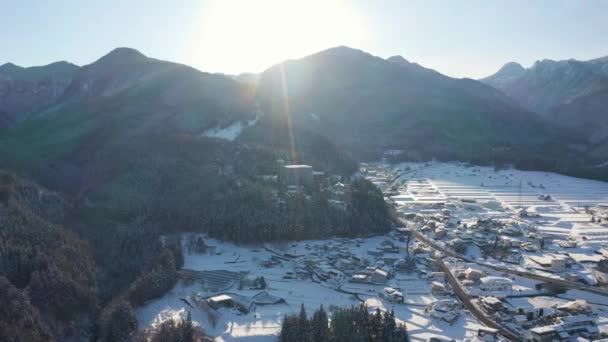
left=518, top=180, right=522, bottom=209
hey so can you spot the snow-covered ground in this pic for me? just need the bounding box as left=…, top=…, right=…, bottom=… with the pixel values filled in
left=391, top=161, right=608, bottom=242
left=135, top=235, right=485, bottom=341
left=201, top=111, right=260, bottom=141
left=136, top=161, right=608, bottom=341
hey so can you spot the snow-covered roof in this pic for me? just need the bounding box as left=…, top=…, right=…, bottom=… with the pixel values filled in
left=374, top=269, right=388, bottom=277
left=209, top=294, right=232, bottom=302
left=284, top=164, right=312, bottom=169
left=480, top=276, right=512, bottom=284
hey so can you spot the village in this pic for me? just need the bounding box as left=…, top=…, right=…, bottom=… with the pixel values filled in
left=136, top=161, right=608, bottom=342
left=368, top=161, right=608, bottom=342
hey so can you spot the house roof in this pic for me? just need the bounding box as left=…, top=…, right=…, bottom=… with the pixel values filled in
left=284, top=164, right=312, bottom=169
left=480, top=276, right=512, bottom=284
left=209, top=294, right=232, bottom=302
left=374, top=269, right=388, bottom=277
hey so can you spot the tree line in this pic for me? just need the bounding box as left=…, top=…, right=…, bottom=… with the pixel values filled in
left=279, top=305, right=409, bottom=342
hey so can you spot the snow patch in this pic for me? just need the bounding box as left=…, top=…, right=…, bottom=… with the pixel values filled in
left=201, top=112, right=260, bottom=141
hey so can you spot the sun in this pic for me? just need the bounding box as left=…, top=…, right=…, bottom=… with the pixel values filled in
left=190, top=0, right=366, bottom=74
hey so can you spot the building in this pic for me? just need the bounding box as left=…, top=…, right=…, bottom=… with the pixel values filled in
left=506, top=297, right=555, bottom=322
left=350, top=268, right=387, bottom=284
left=480, top=276, right=512, bottom=293
left=479, top=296, right=504, bottom=314
left=206, top=294, right=251, bottom=313
left=530, top=325, right=561, bottom=342
left=464, top=268, right=485, bottom=281
left=371, top=269, right=388, bottom=284
left=380, top=287, right=404, bottom=303
left=529, top=254, right=568, bottom=272
left=477, top=327, right=498, bottom=342
left=432, top=281, right=448, bottom=296
left=530, top=315, right=599, bottom=342
left=280, top=164, right=314, bottom=187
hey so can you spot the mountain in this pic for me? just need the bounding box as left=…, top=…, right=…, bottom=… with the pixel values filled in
left=481, top=59, right=608, bottom=115
left=248, top=46, right=570, bottom=168
left=481, top=62, right=525, bottom=89
left=589, top=56, right=608, bottom=77
left=0, top=48, right=260, bottom=199
left=0, top=170, right=98, bottom=340
left=481, top=56, right=608, bottom=161
left=0, top=61, right=78, bottom=126
left=1, top=46, right=605, bottom=216
left=0, top=47, right=382, bottom=236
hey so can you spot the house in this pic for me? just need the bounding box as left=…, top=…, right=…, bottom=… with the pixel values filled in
left=428, top=272, right=445, bottom=282
left=516, top=208, right=528, bottom=217
left=382, top=256, right=399, bottom=265
left=380, top=287, right=404, bottom=303
left=367, top=249, right=383, bottom=257
left=530, top=325, right=560, bottom=342
left=557, top=314, right=599, bottom=336
left=329, top=182, right=347, bottom=199
left=530, top=315, right=599, bottom=342
left=435, top=228, right=447, bottom=239
left=206, top=294, right=251, bottom=313
left=529, top=255, right=568, bottom=272
left=350, top=268, right=387, bottom=284
left=476, top=327, right=498, bottom=342
left=431, top=281, right=447, bottom=296
left=464, top=268, right=485, bottom=281
left=479, top=296, right=504, bottom=314
left=506, top=297, right=554, bottom=322
left=429, top=300, right=460, bottom=324
left=480, top=276, right=512, bottom=293
left=280, top=164, right=314, bottom=187
left=371, top=269, right=388, bottom=284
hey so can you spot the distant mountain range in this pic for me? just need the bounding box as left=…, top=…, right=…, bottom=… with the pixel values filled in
left=481, top=56, right=608, bottom=160
left=0, top=60, right=78, bottom=126
left=251, top=46, right=559, bottom=164
left=2, top=45, right=607, bottom=342
left=0, top=46, right=606, bottom=203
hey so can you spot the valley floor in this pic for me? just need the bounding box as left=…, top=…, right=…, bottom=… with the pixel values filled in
left=136, top=161, right=608, bottom=342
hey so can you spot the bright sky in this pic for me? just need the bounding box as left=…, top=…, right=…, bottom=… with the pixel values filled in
left=2, top=0, right=608, bottom=78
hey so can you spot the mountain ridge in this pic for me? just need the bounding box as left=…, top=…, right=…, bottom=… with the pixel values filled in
left=481, top=54, right=608, bottom=160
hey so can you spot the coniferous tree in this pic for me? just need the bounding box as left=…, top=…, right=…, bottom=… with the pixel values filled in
left=183, top=311, right=194, bottom=342
left=279, top=315, right=298, bottom=342
left=280, top=305, right=409, bottom=342
left=297, top=304, right=310, bottom=342
left=311, top=305, right=330, bottom=342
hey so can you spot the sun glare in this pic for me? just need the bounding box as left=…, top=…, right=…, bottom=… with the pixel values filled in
left=191, top=0, right=366, bottom=73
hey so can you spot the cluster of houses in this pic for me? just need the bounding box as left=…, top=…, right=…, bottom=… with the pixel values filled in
left=275, top=160, right=352, bottom=209
left=203, top=291, right=287, bottom=315
left=425, top=299, right=461, bottom=324
left=478, top=296, right=599, bottom=341
left=360, top=163, right=399, bottom=192
left=266, top=239, right=394, bottom=287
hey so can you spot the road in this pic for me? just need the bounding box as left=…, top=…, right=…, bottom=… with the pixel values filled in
left=385, top=169, right=608, bottom=297
left=435, top=254, right=521, bottom=341
left=399, top=216, right=608, bottom=297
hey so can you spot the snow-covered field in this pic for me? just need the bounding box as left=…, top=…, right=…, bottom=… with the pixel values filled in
left=392, top=162, right=608, bottom=242
left=136, top=161, right=608, bottom=341
left=136, top=235, right=488, bottom=341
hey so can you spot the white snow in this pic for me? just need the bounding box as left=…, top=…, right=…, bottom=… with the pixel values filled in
left=201, top=114, right=259, bottom=141
left=135, top=161, right=608, bottom=341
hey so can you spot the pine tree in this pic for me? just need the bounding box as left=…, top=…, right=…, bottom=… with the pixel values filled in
left=297, top=304, right=310, bottom=342
left=370, top=308, right=383, bottom=340
left=382, top=310, right=397, bottom=342
left=311, top=305, right=329, bottom=342
left=183, top=311, right=194, bottom=342
left=279, top=315, right=297, bottom=342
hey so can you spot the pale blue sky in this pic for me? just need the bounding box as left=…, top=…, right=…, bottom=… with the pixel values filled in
left=2, top=0, right=608, bottom=78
